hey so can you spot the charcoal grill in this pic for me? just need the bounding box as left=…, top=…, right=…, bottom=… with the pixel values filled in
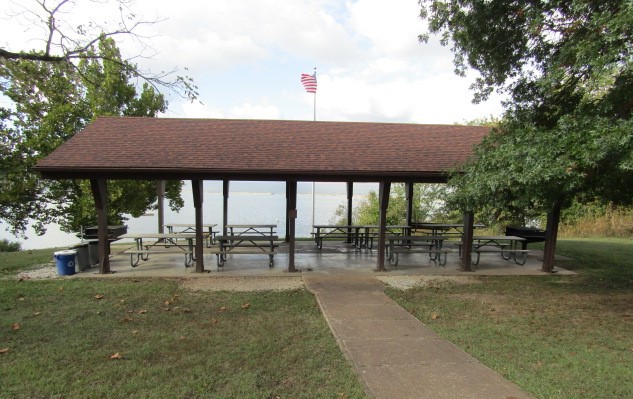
left=505, top=226, right=546, bottom=249
left=81, top=225, right=127, bottom=240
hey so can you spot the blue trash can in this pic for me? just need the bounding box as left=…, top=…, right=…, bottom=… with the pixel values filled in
left=54, top=250, right=77, bottom=276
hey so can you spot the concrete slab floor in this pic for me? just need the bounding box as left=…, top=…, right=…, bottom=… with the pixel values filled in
left=77, top=241, right=574, bottom=278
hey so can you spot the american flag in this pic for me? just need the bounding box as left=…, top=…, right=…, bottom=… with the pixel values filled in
left=301, top=73, right=317, bottom=93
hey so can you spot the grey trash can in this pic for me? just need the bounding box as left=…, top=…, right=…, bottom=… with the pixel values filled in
left=87, top=240, right=99, bottom=266
left=70, top=243, right=90, bottom=271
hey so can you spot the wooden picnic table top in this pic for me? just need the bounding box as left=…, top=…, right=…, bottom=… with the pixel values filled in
left=215, top=235, right=279, bottom=241
left=472, top=235, right=525, bottom=241
left=119, top=232, right=208, bottom=239
left=225, top=224, right=277, bottom=228
left=164, top=223, right=217, bottom=228
left=313, top=224, right=410, bottom=229
left=413, top=223, right=486, bottom=229
left=386, top=235, right=447, bottom=241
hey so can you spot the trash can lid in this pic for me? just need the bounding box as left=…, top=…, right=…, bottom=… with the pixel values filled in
left=54, top=250, right=77, bottom=256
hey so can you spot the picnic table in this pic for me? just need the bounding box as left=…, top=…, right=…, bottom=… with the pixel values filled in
left=385, top=235, right=451, bottom=266
left=311, top=225, right=362, bottom=249
left=119, top=232, right=208, bottom=267
left=211, top=235, right=279, bottom=267
left=411, top=223, right=485, bottom=238
left=456, top=235, right=528, bottom=266
left=360, top=225, right=411, bottom=249
left=164, top=223, right=218, bottom=246
left=226, top=224, right=276, bottom=237
left=311, top=225, right=411, bottom=250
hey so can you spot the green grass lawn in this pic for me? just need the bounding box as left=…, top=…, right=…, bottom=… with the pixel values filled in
left=3, top=238, right=632, bottom=398
left=386, top=238, right=633, bottom=399
left=1, top=260, right=368, bottom=398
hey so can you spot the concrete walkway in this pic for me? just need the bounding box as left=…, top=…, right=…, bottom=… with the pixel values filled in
left=304, top=275, right=535, bottom=399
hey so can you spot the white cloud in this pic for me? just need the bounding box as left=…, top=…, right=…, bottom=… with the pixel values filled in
left=0, top=0, right=504, bottom=125
left=179, top=100, right=281, bottom=120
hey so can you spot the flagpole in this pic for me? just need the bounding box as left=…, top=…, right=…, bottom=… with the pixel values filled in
left=311, top=68, right=316, bottom=233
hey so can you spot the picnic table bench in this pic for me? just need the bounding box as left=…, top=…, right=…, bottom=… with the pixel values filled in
left=119, top=233, right=208, bottom=267
left=410, top=223, right=485, bottom=239
left=455, top=236, right=529, bottom=266
left=311, top=225, right=360, bottom=249
left=386, top=235, right=451, bottom=266
left=164, top=223, right=218, bottom=246
left=361, top=225, right=410, bottom=249
left=211, top=235, right=279, bottom=267
left=226, top=224, right=276, bottom=237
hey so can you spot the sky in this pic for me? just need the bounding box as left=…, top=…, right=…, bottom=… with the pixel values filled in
left=0, top=0, right=505, bottom=124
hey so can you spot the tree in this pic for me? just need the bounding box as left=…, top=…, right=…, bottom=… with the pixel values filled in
left=332, top=183, right=456, bottom=226
left=1, top=0, right=198, bottom=101
left=419, top=1, right=633, bottom=222
left=0, top=36, right=184, bottom=236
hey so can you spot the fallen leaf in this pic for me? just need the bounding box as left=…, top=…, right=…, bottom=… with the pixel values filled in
left=109, top=352, right=122, bottom=360
left=173, top=306, right=180, bottom=311
left=241, top=303, right=250, bottom=309
left=127, top=310, right=134, bottom=313
left=138, top=309, right=147, bottom=314
left=163, top=307, right=171, bottom=311
left=180, top=336, right=185, bottom=340
left=121, top=317, right=133, bottom=323
left=11, top=323, right=21, bottom=330
left=0, top=348, right=9, bottom=354
left=131, top=330, right=139, bottom=335
left=95, top=294, right=104, bottom=300
left=164, top=300, right=171, bottom=306
left=33, top=312, right=40, bottom=316
left=219, top=306, right=227, bottom=312
left=431, top=313, right=439, bottom=320
left=211, top=319, right=219, bottom=324
left=18, top=297, right=25, bottom=301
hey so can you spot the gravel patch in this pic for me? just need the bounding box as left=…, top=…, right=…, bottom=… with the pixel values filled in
left=180, top=276, right=305, bottom=292
left=376, top=275, right=479, bottom=290
left=13, top=264, right=60, bottom=280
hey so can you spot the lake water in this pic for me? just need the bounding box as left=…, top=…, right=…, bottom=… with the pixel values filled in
left=1, top=181, right=378, bottom=249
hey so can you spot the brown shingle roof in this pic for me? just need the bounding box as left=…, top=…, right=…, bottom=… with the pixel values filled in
left=35, top=117, right=488, bottom=182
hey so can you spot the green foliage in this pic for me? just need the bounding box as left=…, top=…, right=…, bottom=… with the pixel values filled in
left=0, top=238, right=21, bottom=252
left=332, top=183, right=460, bottom=225
left=447, top=114, right=633, bottom=218
left=0, top=37, right=184, bottom=235
left=420, top=0, right=633, bottom=218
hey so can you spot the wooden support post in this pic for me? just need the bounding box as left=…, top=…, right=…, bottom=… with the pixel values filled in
left=192, top=180, right=205, bottom=273
left=90, top=179, right=110, bottom=274
left=346, top=181, right=354, bottom=242
left=285, top=182, right=291, bottom=243
left=460, top=211, right=474, bottom=272
left=542, top=204, right=561, bottom=273
left=405, top=182, right=414, bottom=226
left=157, top=180, right=165, bottom=234
left=376, top=181, right=391, bottom=271
left=287, top=181, right=298, bottom=272
left=222, top=180, right=229, bottom=236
